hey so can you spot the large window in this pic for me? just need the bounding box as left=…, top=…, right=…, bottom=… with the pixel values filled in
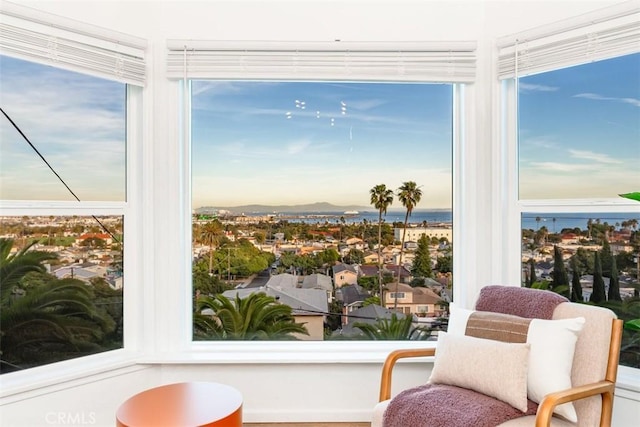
left=169, top=40, right=475, bottom=348
left=517, top=53, right=640, bottom=369
left=501, top=13, right=640, bottom=369
left=0, top=3, right=145, bottom=376
left=0, top=56, right=127, bottom=373
left=190, top=81, right=454, bottom=341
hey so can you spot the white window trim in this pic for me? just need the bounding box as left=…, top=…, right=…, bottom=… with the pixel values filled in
left=500, top=75, right=640, bottom=403
left=497, top=3, right=640, bottom=387
left=497, top=1, right=640, bottom=79
left=0, top=83, right=145, bottom=397
left=0, top=1, right=146, bottom=86
left=0, top=5, right=149, bottom=397
left=166, top=40, right=476, bottom=83
left=0, top=7, right=148, bottom=391
left=499, top=80, right=640, bottom=285
left=166, top=43, right=476, bottom=361
left=497, top=0, right=640, bottom=278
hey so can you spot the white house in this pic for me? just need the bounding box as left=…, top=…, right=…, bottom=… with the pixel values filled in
left=393, top=227, right=453, bottom=243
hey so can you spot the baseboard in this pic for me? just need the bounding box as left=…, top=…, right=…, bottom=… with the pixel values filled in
left=243, top=409, right=371, bottom=424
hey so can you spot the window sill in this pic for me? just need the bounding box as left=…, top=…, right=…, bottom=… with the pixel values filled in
left=3, top=343, right=637, bottom=404
left=142, top=341, right=640, bottom=398
left=0, top=350, right=144, bottom=402
left=142, top=340, right=438, bottom=364
left=617, top=365, right=640, bottom=396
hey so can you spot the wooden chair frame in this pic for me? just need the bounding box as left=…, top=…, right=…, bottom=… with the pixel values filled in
left=378, top=319, right=624, bottom=427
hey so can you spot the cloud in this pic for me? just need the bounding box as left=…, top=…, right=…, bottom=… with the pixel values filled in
left=529, top=162, right=592, bottom=172
left=519, top=83, right=559, bottom=92
left=206, top=137, right=330, bottom=163
left=524, top=149, right=623, bottom=174
left=191, top=81, right=242, bottom=97
left=287, top=140, right=311, bottom=154
left=192, top=81, right=281, bottom=97
left=346, top=99, right=387, bottom=111
left=622, top=98, right=640, bottom=107
left=568, top=149, right=622, bottom=164
left=520, top=135, right=557, bottom=150
left=574, top=93, right=640, bottom=107
left=1, top=64, right=125, bottom=148
left=574, top=93, right=605, bottom=100
left=1, top=57, right=127, bottom=200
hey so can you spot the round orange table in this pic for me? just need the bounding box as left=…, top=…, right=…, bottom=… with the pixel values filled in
left=116, top=382, right=242, bottom=427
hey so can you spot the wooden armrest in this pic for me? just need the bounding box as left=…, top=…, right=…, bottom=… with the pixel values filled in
left=379, top=348, right=436, bottom=402
left=535, top=380, right=616, bottom=427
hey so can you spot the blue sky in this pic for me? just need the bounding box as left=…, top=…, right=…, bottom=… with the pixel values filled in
left=0, top=55, right=125, bottom=201
left=191, top=81, right=453, bottom=209
left=1, top=53, right=638, bottom=208
left=518, top=53, right=640, bottom=200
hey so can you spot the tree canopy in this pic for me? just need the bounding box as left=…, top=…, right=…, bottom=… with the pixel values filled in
left=193, top=293, right=308, bottom=340
left=1, top=238, right=118, bottom=373
left=411, top=235, right=433, bottom=279
left=590, top=251, right=607, bottom=304
left=353, top=313, right=430, bottom=340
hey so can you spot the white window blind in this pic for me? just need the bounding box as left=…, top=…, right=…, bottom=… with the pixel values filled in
left=497, top=1, right=640, bottom=79
left=0, top=2, right=146, bottom=86
left=166, top=40, right=476, bottom=83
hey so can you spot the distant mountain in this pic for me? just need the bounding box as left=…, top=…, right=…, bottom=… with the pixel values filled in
left=196, top=202, right=371, bottom=214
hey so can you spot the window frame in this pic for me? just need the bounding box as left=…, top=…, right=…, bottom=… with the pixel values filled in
left=0, top=1, right=147, bottom=393
left=499, top=42, right=640, bottom=389
left=501, top=72, right=640, bottom=391
left=497, top=0, right=640, bottom=291
left=500, top=77, right=640, bottom=287
left=170, top=49, right=476, bottom=361
left=0, top=84, right=145, bottom=395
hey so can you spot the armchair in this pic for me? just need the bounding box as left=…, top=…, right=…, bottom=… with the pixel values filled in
left=372, top=286, right=623, bottom=427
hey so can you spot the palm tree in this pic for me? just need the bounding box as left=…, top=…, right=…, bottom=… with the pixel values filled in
left=395, top=181, right=422, bottom=309
left=197, top=220, right=223, bottom=275
left=370, top=184, right=394, bottom=301
left=1, top=278, right=115, bottom=371
left=353, top=313, right=430, bottom=340
left=1, top=239, right=115, bottom=372
left=193, top=293, right=308, bottom=340
left=0, top=238, right=56, bottom=299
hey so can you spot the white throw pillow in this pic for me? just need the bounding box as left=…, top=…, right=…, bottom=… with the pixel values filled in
left=448, top=303, right=585, bottom=422
left=429, top=331, right=531, bottom=412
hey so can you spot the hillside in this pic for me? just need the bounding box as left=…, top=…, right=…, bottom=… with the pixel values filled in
left=195, top=202, right=371, bottom=214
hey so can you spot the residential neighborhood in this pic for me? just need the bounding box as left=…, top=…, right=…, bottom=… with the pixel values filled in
left=0, top=216, right=124, bottom=290
left=2, top=210, right=639, bottom=345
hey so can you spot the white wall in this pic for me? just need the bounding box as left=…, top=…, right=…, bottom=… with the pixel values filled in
left=14, top=0, right=626, bottom=41
left=2, top=1, right=638, bottom=426
left=2, top=362, right=639, bottom=426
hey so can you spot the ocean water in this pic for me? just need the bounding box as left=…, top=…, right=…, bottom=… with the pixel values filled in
left=277, top=210, right=451, bottom=226
left=520, top=212, right=639, bottom=232
left=280, top=210, right=639, bottom=232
